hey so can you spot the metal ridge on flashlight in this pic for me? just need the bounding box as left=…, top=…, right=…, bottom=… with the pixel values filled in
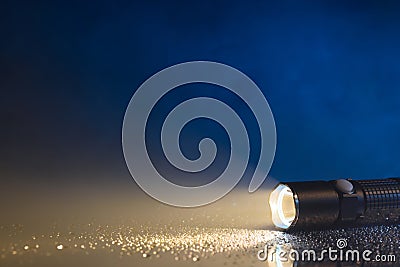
left=269, top=178, right=400, bottom=230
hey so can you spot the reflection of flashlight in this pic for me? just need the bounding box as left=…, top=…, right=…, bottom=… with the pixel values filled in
left=269, top=178, right=400, bottom=230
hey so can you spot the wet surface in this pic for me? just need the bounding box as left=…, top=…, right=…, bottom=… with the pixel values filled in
left=1, top=182, right=399, bottom=266
left=1, top=223, right=399, bottom=266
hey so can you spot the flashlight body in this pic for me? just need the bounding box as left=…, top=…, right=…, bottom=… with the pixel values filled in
left=282, top=178, right=400, bottom=231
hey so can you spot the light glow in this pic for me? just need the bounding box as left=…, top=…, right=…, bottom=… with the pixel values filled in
left=269, top=184, right=296, bottom=229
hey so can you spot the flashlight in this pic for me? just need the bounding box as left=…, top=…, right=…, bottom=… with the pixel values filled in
left=269, top=178, right=400, bottom=230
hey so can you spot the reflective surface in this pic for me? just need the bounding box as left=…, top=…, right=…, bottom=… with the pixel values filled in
left=1, top=182, right=399, bottom=267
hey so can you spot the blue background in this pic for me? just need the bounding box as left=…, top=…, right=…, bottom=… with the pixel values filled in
left=2, top=1, right=400, bottom=188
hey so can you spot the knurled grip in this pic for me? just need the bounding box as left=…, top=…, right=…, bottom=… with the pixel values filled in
left=357, top=179, right=400, bottom=210
left=352, top=178, right=400, bottom=225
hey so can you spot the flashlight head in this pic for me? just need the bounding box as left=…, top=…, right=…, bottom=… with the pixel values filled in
left=269, top=181, right=341, bottom=230
left=269, top=184, right=297, bottom=229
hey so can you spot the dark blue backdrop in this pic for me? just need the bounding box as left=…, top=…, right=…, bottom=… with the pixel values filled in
left=1, top=1, right=400, bottom=187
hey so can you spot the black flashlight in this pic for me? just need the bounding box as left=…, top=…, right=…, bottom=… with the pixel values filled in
left=269, top=178, right=400, bottom=230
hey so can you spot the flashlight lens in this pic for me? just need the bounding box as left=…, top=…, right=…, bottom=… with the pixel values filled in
left=269, top=184, right=296, bottom=229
